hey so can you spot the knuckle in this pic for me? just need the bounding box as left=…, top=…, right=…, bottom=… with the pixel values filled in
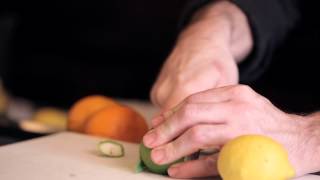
left=257, top=95, right=272, bottom=105
left=231, top=85, right=256, bottom=100
left=151, top=89, right=164, bottom=107
left=184, top=94, right=195, bottom=104
left=175, top=72, right=187, bottom=84
left=234, top=101, right=251, bottom=114
left=237, top=85, right=252, bottom=94
left=235, top=84, right=251, bottom=94
left=150, top=88, right=158, bottom=102
left=189, top=126, right=206, bottom=144
left=184, top=91, right=205, bottom=103
left=178, top=103, right=197, bottom=119
left=210, top=61, right=222, bottom=77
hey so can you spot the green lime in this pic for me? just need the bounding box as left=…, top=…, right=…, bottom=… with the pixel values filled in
left=139, top=143, right=183, bottom=175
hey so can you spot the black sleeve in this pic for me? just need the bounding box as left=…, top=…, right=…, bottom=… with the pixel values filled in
left=179, top=0, right=300, bottom=83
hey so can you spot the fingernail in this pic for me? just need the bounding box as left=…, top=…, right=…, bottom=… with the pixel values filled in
left=168, top=165, right=180, bottom=177
left=143, top=130, right=157, bottom=147
left=152, top=148, right=165, bottom=164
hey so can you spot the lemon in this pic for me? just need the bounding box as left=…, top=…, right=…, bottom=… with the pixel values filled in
left=139, top=143, right=183, bottom=175
left=0, top=83, right=8, bottom=114
left=33, top=107, right=67, bottom=130
left=218, top=135, right=295, bottom=180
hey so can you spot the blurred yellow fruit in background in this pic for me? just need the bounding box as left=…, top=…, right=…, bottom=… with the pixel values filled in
left=33, top=107, right=67, bottom=130
left=0, top=82, right=9, bottom=114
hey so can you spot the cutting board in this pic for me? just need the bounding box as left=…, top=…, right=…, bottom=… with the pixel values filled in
left=0, top=132, right=318, bottom=180
left=0, top=132, right=211, bottom=180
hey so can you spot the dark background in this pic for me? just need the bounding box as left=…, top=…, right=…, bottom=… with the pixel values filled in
left=0, top=0, right=319, bottom=113
left=251, top=2, right=320, bottom=114
left=0, top=0, right=188, bottom=108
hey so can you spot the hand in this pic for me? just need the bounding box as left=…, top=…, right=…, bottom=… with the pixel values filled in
left=144, top=85, right=320, bottom=178
left=151, top=1, right=253, bottom=110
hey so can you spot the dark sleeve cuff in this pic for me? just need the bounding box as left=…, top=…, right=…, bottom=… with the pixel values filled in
left=179, top=0, right=300, bottom=83
left=233, top=0, right=300, bottom=83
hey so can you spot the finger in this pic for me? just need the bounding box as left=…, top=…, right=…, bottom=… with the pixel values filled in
left=186, top=85, right=237, bottom=104
left=154, top=85, right=237, bottom=127
left=143, top=102, right=231, bottom=148
left=151, top=101, right=184, bottom=128
left=150, top=115, right=164, bottom=128
left=161, top=84, right=240, bottom=110
left=161, top=92, right=186, bottom=111
left=151, top=85, right=234, bottom=128
left=168, top=154, right=219, bottom=178
left=150, top=124, right=229, bottom=165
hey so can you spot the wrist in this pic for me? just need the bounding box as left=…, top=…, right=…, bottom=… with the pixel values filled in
left=180, top=0, right=253, bottom=62
left=299, top=112, right=320, bottom=175
left=177, top=1, right=233, bottom=52
left=172, top=21, right=239, bottom=86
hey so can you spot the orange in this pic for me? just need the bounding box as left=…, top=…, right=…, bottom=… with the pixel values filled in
left=84, top=105, right=148, bottom=143
left=68, top=95, right=119, bottom=132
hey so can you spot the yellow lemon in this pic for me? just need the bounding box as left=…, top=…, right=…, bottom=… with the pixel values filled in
left=33, top=107, right=67, bottom=130
left=218, top=135, right=295, bottom=180
left=0, top=83, right=8, bottom=114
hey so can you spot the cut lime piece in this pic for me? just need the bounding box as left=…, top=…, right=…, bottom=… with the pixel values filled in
left=135, top=159, right=146, bottom=173
left=98, top=140, right=125, bottom=157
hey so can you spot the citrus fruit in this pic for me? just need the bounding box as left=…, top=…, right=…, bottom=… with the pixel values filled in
left=84, top=105, right=148, bottom=143
left=139, top=143, right=183, bottom=175
left=0, top=83, right=8, bottom=114
left=218, top=135, right=295, bottom=180
left=33, top=107, right=67, bottom=130
left=98, top=140, right=125, bottom=157
left=68, top=95, right=119, bottom=132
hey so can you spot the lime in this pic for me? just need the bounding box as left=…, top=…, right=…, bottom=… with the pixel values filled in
left=139, top=143, right=183, bottom=175
left=98, top=140, right=124, bottom=157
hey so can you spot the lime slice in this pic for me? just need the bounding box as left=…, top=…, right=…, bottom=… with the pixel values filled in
left=98, top=140, right=125, bottom=157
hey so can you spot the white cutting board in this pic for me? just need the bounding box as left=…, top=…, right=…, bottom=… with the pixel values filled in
left=0, top=132, right=211, bottom=180
left=0, top=132, right=318, bottom=180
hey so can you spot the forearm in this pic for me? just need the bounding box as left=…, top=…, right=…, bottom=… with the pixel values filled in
left=297, top=112, right=320, bottom=175
left=177, top=0, right=253, bottom=63
left=151, top=1, right=253, bottom=108
left=306, top=112, right=320, bottom=172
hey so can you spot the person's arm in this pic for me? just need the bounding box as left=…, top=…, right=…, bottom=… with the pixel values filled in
left=145, top=85, right=320, bottom=178
left=151, top=0, right=300, bottom=110
left=179, top=0, right=300, bottom=82
left=151, top=0, right=252, bottom=110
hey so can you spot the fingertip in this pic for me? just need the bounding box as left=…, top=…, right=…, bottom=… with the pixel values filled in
left=151, top=148, right=166, bottom=165
left=168, top=164, right=180, bottom=177
left=142, top=130, right=157, bottom=148
left=167, top=157, right=219, bottom=178
left=142, top=136, right=149, bottom=147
